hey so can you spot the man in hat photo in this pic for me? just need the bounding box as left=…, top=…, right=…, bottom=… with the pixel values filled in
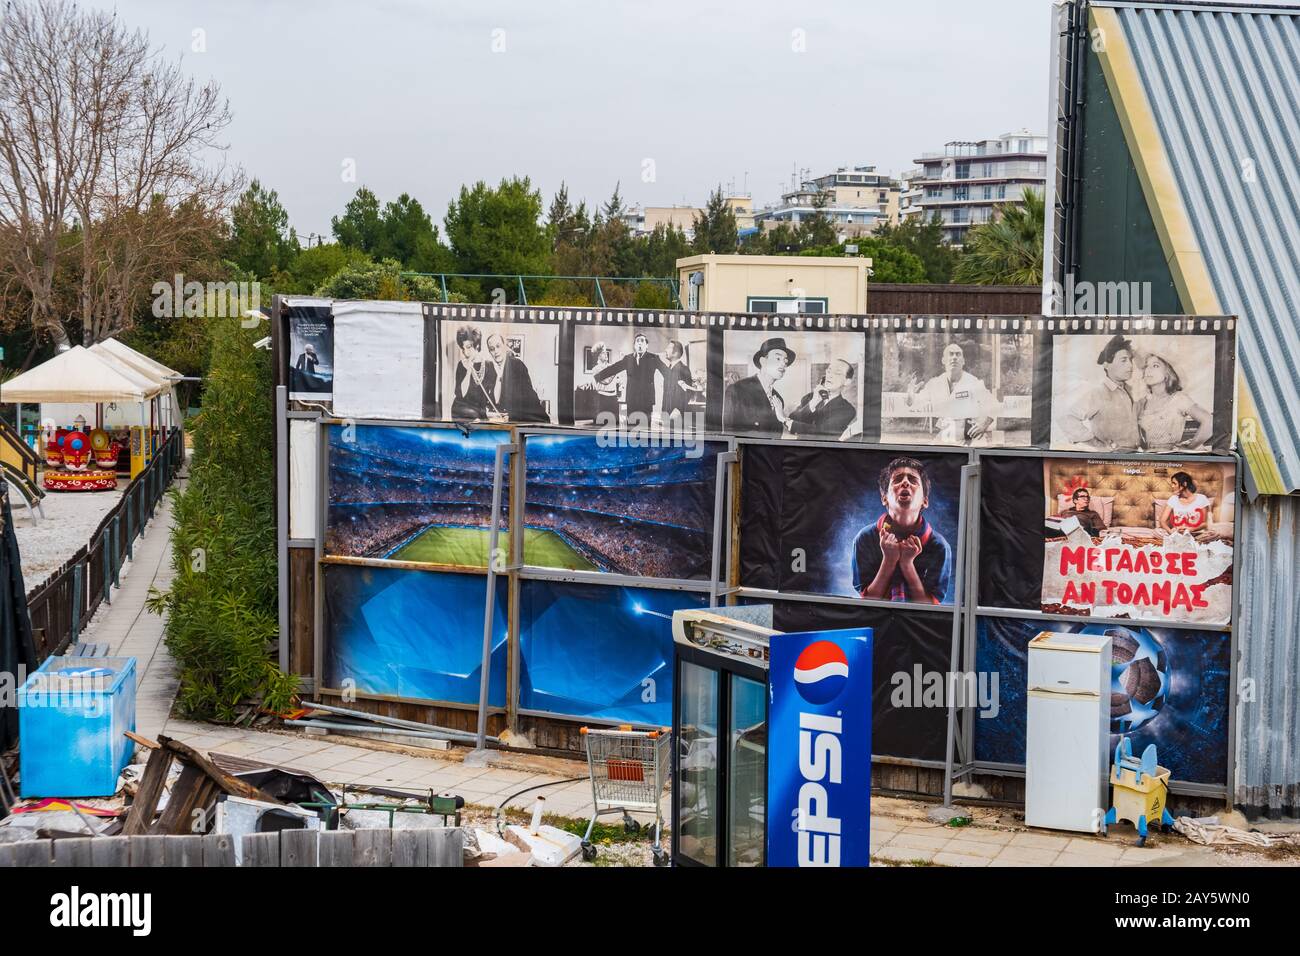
left=788, top=357, right=857, bottom=440
left=1058, top=334, right=1141, bottom=451
left=724, top=336, right=795, bottom=437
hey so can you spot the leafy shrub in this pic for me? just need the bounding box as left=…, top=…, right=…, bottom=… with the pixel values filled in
left=147, top=316, right=296, bottom=720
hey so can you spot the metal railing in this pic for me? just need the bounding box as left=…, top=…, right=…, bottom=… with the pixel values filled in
left=401, top=272, right=682, bottom=309
left=26, top=429, right=186, bottom=663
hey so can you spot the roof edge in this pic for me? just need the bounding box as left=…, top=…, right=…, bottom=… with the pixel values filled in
left=1090, top=0, right=1300, bottom=16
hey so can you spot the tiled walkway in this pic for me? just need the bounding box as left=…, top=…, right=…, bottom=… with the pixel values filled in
left=72, top=464, right=1257, bottom=866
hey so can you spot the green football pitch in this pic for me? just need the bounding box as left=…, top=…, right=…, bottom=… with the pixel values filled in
left=387, top=525, right=599, bottom=571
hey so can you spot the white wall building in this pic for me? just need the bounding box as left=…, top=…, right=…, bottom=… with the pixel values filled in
left=911, top=130, right=1048, bottom=245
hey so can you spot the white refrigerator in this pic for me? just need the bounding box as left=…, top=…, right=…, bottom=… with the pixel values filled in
left=1024, top=631, right=1111, bottom=833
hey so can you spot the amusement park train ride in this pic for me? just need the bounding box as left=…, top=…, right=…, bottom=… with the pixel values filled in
left=41, top=421, right=123, bottom=492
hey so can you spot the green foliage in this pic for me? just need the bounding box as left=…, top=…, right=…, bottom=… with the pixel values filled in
left=444, top=176, right=551, bottom=301
left=277, top=242, right=372, bottom=294
left=952, top=188, right=1045, bottom=286
left=854, top=238, right=927, bottom=283
left=313, top=258, right=440, bottom=301
left=873, top=216, right=961, bottom=284
left=149, top=316, right=296, bottom=721
left=332, top=186, right=384, bottom=253
left=631, top=281, right=676, bottom=309
left=227, top=180, right=299, bottom=279
left=692, top=186, right=738, bottom=254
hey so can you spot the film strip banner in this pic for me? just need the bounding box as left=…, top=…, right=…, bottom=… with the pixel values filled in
left=285, top=303, right=1237, bottom=455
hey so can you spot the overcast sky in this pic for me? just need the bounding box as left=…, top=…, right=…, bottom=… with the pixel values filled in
left=93, top=0, right=1059, bottom=238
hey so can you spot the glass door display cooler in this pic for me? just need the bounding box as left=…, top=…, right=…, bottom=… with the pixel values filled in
left=671, top=607, right=777, bottom=868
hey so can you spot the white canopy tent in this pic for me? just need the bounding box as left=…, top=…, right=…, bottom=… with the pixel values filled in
left=90, top=340, right=181, bottom=431
left=0, top=346, right=160, bottom=403
left=1, top=345, right=178, bottom=475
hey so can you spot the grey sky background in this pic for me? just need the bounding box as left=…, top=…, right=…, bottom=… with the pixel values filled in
left=93, top=0, right=1061, bottom=238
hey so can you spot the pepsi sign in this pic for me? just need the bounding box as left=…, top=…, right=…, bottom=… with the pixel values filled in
left=768, top=628, right=872, bottom=867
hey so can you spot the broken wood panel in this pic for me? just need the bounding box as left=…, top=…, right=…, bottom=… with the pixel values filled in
left=150, top=764, right=207, bottom=835
left=158, top=736, right=281, bottom=803
left=122, top=746, right=175, bottom=835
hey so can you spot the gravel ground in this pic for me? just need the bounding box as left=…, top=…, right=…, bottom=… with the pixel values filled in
left=11, top=480, right=126, bottom=589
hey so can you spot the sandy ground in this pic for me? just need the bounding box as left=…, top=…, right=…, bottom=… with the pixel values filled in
left=11, top=480, right=126, bottom=591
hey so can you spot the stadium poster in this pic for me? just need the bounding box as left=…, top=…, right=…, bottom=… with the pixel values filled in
left=324, top=424, right=514, bottom=569
left=1038, top=458, right=1235, bottom=626
left=429, top=304, right=563, bottom=426
left=740, top=444, right=964, bottom=605
left=720, top=320, right=868, bottom=441
left=974, top=618, right=1230, bottom=786
left=572, top=317, right=708, bottom=430
left=753, top=600, right=953, bottom=763
left=322, top=563, right=508, bottom=707
left=287, top=300, right=334, bottom=402
left=1048, top=319, right=1236, bottom=454
left=522, top=434, right=724, bottom=580
left=518, top=580, right=707, bottom=724
left=878, top=319, right=1034, bottom=448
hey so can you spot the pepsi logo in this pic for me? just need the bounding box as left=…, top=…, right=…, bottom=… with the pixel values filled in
left=793, top=640, right=849, bottom=705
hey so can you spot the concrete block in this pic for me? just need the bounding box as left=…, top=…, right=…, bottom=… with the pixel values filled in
left=504, top=824, right=582, bottom=867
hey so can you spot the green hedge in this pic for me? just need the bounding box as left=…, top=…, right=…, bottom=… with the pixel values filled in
left=148, top=317, right=296, bottom=720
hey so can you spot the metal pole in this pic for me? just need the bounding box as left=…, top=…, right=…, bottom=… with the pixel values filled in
left=475, top=442, right=516, bottom=752
left=594, top=278, right=607, bottom=308
left=276, top=386, right=290, bottom=672
left=942, top=463, right=977, bottom=810
left=709, top=451, right=739, bottom=608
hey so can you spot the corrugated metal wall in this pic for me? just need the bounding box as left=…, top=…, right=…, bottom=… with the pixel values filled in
left=1237, top=495, right=1300, bottom=817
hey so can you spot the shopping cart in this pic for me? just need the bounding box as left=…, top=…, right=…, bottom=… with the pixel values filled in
left=579, top=725, right=672, bottom=866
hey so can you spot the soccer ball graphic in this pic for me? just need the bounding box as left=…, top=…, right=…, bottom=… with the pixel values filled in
left=1092, top=626, right=1168, bottom=734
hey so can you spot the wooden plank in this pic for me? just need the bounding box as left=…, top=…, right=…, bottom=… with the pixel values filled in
left=53, top=837, right=94, bottom=866
left=150, top=764, right=207, bottom=835
left=430, top=828, right=465, bottom=868
left=122, top=747, right=174, bottom=835
left=242, top=832, right=280, bottom=867
left=202, top=833, right=236, bottom=867
left=129, top=835, right=166, bottom=866
left=13, top=840, right=53, bottom=867
left=279, top=828, right=318, bottom=867
left=353, top=827, right=392, bottom=867
left=392, top=828, right=425, bottom=868
left=158, top=736, right=281, bottom=803
left=317, top=830, right=354, bottom=867
left=125, top=730, right=160, bottom=750
left=90, top=837, right=130, bottom=867
left=163, top=835, right=205, bottom=866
